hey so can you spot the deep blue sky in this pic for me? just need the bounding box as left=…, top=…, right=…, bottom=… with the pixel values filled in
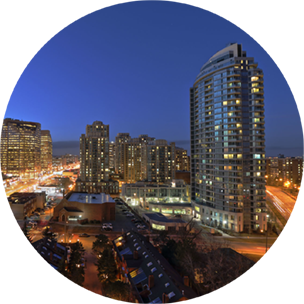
left=5, top=1, right=303, bottom=157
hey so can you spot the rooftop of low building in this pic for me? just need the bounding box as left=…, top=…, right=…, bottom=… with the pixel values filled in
left=67, top=192, right=115, bottom=204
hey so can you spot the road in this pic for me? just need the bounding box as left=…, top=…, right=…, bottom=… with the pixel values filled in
left=266, top=186, right=296, bottom=221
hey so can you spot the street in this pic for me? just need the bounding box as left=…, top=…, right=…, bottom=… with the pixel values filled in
left=266, top=186, right=296, bottom=221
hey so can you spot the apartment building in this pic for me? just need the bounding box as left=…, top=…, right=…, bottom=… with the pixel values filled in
left=190, top=43, right=266, bottom=233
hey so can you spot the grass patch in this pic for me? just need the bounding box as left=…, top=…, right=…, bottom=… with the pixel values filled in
left=267, top=200, right=304, bottom=246
left=224, top=238, right=291, bottom=246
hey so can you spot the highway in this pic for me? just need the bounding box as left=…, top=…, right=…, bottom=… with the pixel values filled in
left=266, top=186, right=297, bottom=221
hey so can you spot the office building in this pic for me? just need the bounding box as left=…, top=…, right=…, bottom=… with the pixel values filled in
left=41, top=130, right=52, bottom=173
left=1, top=118, right=41, bottom=179
left=190, top=43, right=266, bottom=233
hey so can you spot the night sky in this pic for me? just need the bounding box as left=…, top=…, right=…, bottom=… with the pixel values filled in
left=4, top=1, right=303, bottom=157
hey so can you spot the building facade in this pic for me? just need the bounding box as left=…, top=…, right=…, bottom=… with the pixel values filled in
left=190, top=43, right=266, bottom=233
left=115, top=133, right=131, bottom=174
left=175, top=147, right=190, bottom=171
left=41, top=130, right=52, bottom=173
left=142, top=140, right=176, bottom=183
left=1, top=118, right=41, bottom=179
left=80, top=121, right=110, bottom=183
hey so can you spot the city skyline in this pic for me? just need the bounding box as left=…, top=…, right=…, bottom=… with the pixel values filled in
left=3, top=1, right=303, bottom=157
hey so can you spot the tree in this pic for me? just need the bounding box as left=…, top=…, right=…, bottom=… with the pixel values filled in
left=96, top=247, right=117, bottom=291
left=22, top=222, right=32, bottom=243
left=67, top=242, right=85, bottom=286
left=104, top=281, right=132, bottom=302
left=48, top=279, right=74, bottom=304
left=92, top=234, right=110, bottom=254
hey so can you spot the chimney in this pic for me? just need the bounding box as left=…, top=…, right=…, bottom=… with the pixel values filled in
left=54, top=242, right=57, bottom=252
left=184, top=276, right=189, bottom=286
left=133, top=250, right=138, bottom=260
left=49, top=252, right=53, bottom=261
left=162, top=293, right=169, bottom=303
left=148, top=274, right=155, bottom=289
left=157, top=246, right=162, bottom=254
left=35, top=274, right=41, bottom=289
left=124, top=233, right=127, bottom=242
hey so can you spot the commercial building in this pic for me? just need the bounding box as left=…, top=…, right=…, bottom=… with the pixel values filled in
left=190, top=43, right=267, bottom=233
left=1, top=118, right=41, bottom=179
left=121, top=180, right=189, bottom=208
left=8, top=192, right=46, bottom=220
left=53, top=192, right=115, bottom=222
left=41, top=130, right=52, bottom=173
left=175, top=147, right=190, bottom=171
left=113, top=231, right=194, bottom=303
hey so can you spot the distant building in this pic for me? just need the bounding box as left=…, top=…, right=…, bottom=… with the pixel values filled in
left=266, top=156, right=303, bottom=185
left=8, top=192, right=46, bottom=220
left=142, top=139, right=176, bottom=183
left=109, top=141, right=115, bottom=171
left=78, top=121, right=118, bottom=194
left=115, top=133, right=131, bottom=174
left=1, top=118, right=41, bottom=179
left=175, top=147, right=189, bottom=171
left=53, top=192, right=115, bottom=222
left=80, top=121, right=110, bottom=182
left=175, top=170, right=190, bottom=185
left=41, top=130, right=52, bottom=173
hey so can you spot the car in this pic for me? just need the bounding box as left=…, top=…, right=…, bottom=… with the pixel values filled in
left=126, top=213, right=134, bottom=217
left=137, top=225, right=146, bottom=229
left=79, top=233, right=90, bottom=237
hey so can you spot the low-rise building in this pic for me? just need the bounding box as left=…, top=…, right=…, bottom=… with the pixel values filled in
left=113, top=231, right=195, bottom=303
left=143, top=213, right=189, bottom=232
left=8, top=192, right=46, bottom=220
left=53, top=192, right=115, bottom=222
left=122, top=180, right=189, bottom=208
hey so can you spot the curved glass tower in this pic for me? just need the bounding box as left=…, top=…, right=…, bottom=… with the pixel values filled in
left=190, top=43, right=266, bottom=233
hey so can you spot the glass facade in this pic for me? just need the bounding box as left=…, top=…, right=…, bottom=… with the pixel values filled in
left=190, top=44, right=266, bottom=232
left=1, top=118, right=41, bottom=179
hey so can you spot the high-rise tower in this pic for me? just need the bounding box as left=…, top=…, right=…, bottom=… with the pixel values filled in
left=190, top=43, right=266, bottom=233
left=80, top=121, right=109, bottom=183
